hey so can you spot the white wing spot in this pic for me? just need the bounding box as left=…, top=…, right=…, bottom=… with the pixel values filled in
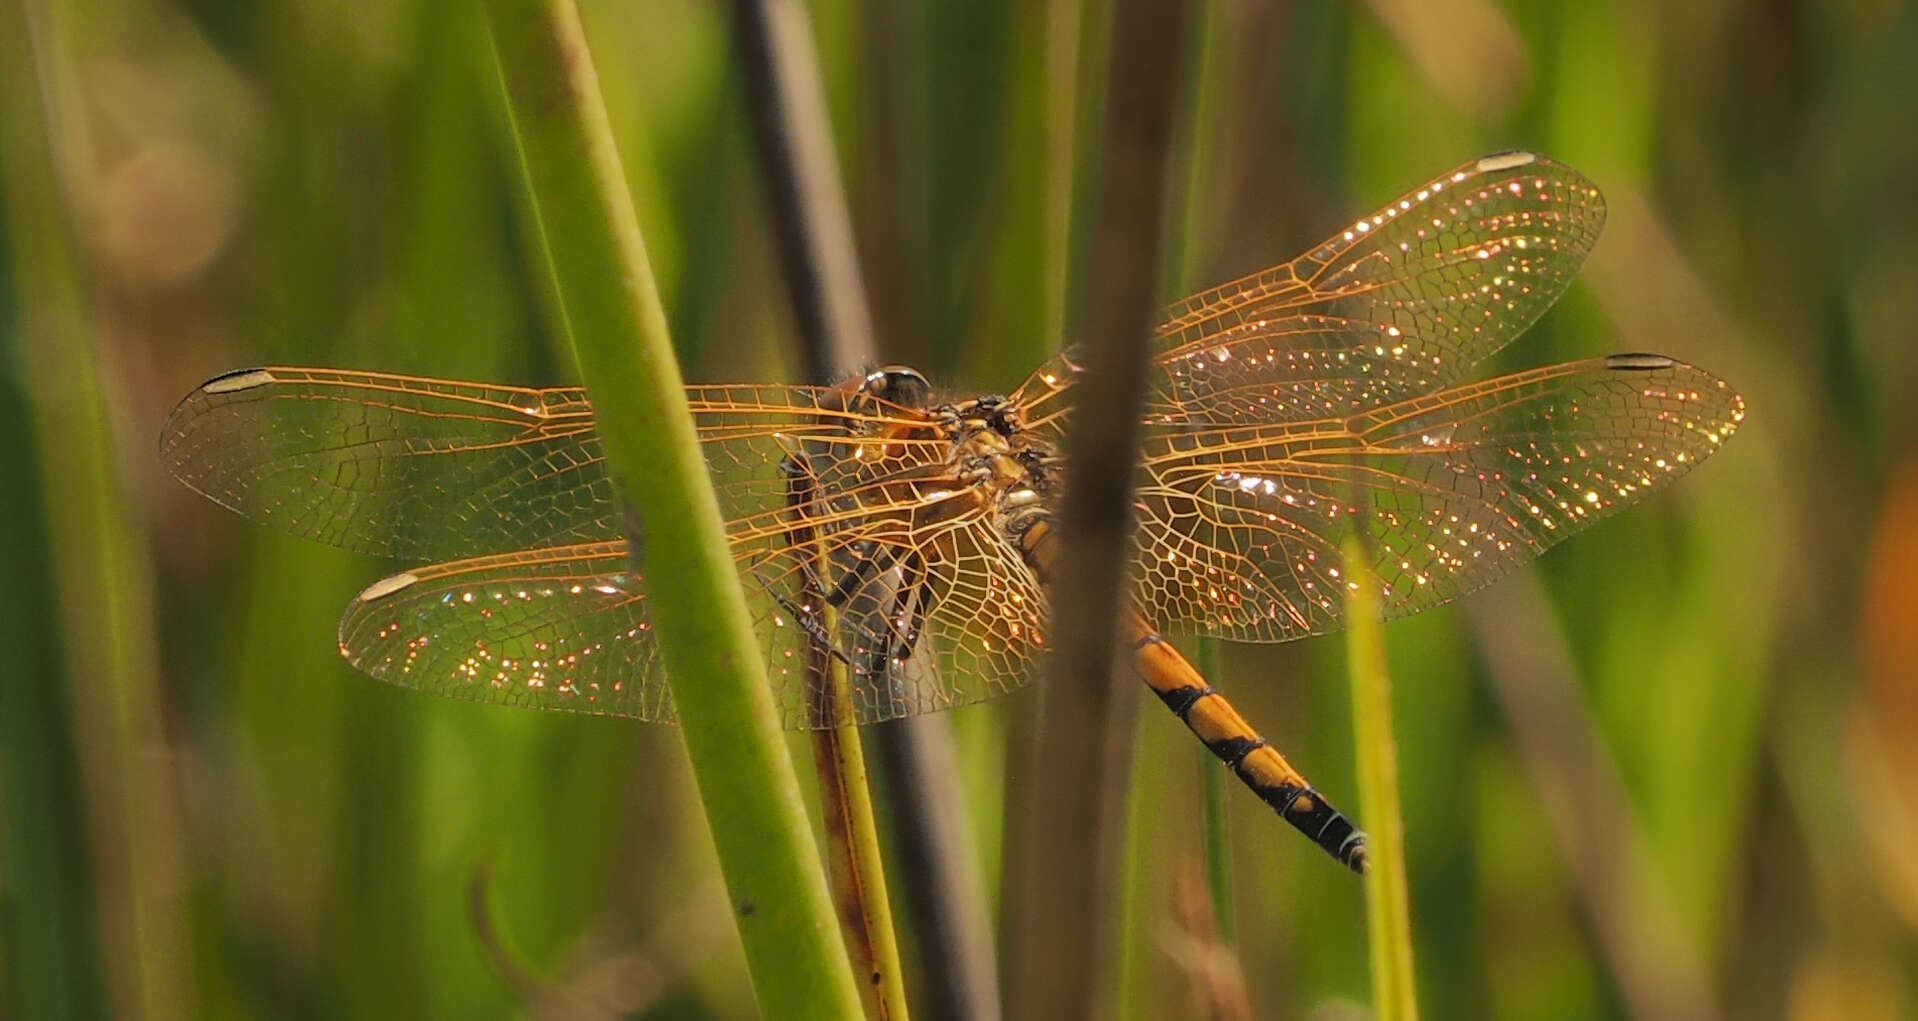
left=1476, top=151, right=1539, bottom=172
left=202, top=369, right=277, bottom=394
left=356, top=571, right=422, bottom=603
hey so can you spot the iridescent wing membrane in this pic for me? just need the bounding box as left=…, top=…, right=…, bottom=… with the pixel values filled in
left=1015, top=151, right=1742, bottom=643
left=163, top=369, right=1046, bottom=727
left=163, top=153, right=1743, bottom=728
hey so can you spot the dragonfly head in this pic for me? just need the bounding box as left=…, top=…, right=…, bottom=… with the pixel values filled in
left=857, top=366, right=934, bottom=411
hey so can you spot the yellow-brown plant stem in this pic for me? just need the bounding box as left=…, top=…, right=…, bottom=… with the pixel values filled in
left=796, top=514, right=909, bottom=1020
left=808, top=649, right=911, bottom=1020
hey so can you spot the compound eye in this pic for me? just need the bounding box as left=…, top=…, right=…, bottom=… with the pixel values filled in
left=862, top=365, right=932, bottom=409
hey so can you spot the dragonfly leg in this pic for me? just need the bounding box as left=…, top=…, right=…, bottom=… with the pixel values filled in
left=881, top=549, right=937, bottom=662
left=823, top=541, right=893, bottom=608
left=868, top=551, right=941, bottom=715
left=819, top=541, right=941, bottom=669
left=841, top=546, right=935, bottom=676
left=878, top=548, right=924, bottom=652
left=776, top=452, right=902, bottom=676
left=757, top=574, right=860, bottom=671
left=1130, top=622, right=1368, bottom=874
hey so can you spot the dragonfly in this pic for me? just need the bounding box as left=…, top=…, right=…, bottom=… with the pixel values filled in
left=162, top=152, right=1744, bottom=874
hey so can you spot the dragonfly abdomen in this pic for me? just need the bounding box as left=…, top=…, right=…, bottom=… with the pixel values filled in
left=1013, top=516, right=1367, bottom=873
left=1129, top=623, right=1368, bottom=874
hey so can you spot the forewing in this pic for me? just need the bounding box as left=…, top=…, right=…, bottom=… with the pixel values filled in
left=1134, top=356, right=1745, bottom=641
left=1013, top=152, right=1608, bottom=435
left=168, top=365, right=1038, bottom=725
left=160, top=367, right=934, bottom=563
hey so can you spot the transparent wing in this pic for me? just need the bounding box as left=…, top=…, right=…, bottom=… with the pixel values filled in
left=1133, top=355, right=1745, bottom=641
left=160, top=366, right=946, bottom=563
left=1016, top=152, right=1607, bottom=434
left=167, top=365, right=1043, bottom=726
left=167, top=152, right=1683, bottom=727
left=337, top=543, right=666, bottom=718
left=339, top=484, right=1048, bottom=728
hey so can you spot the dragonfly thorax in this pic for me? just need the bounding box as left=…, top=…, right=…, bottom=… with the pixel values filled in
left=832, top=368, right=1060, bottom=542
left=936, top=396, right=1060, bottom=540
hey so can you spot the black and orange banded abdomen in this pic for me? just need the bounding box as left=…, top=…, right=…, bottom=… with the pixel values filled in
left=1130, top=622, right=1368, bottom=873
left=1013, top=517, right=1367, bottom=873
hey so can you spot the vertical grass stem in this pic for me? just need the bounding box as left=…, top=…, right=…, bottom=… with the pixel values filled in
left=1342, top=536, right=1419, bottom=1021
left=482, top=1, right=862, bottom=1014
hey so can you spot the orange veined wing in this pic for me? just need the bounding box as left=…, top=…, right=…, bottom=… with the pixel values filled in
left=1015, top=151, right=1607, bottom=434
left=162, top=366, right=1049, bottom=727
left=330, top=501, right=1048, bottom=728
left=1131, top=354, right=1745, bottom=643
left=162, top=366, right=945, bottom=562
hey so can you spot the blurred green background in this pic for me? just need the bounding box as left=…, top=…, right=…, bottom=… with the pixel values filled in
left=3, top=0, right=1915, bottom=1017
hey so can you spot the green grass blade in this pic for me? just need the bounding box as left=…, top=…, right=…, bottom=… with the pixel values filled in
left=1342, top=536, right=1419, bottom=1021
left=481, top=1, right=862, bottom=1015
left=727, top=2, right=913, bottom=1012
left=1, top=3, right=190, bottom=1015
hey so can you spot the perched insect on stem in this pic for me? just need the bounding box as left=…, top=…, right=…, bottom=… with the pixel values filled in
left=162, top=152, right=1743, bottom=872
